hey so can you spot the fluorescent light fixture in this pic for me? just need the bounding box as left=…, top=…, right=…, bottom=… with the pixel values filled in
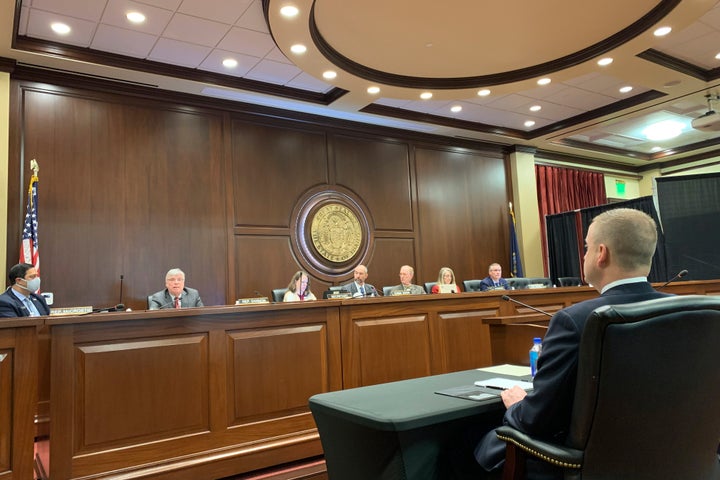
left=126, top=11, right=146, bottom=23
left=642, top=120, right=684, bottom=140
left=51, top=22, right=71, bottom=35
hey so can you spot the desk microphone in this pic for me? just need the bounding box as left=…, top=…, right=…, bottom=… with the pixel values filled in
left=253, top=290, right=264, bottom=297
left=501, top=295, right=553, bottom=317
left=659, top=269, right=688, bottom=289
left=118, top=274, right=124, bottom=307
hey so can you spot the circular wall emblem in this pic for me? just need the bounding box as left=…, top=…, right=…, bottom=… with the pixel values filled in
left=310, top=203, right=363, bottom=263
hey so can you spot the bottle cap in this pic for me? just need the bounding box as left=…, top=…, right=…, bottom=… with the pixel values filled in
left=533, top=337, right=542, bottom=343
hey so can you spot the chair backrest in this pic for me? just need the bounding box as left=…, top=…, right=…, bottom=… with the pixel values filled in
left=567, top=295, right=720, bottom=479
left=463, top=279, right=483, bottom=292
left=271, top=288, right=288, bottom=302
left=526, top=277, right=552, bottom=288
left=424, top=282, right=437, bottom=294
left=558, top=276, right=582, bottom=287
left=147, top=295, right=153, bottom=309
left=382, top=286, right=393, bottom=297
left=506, top=278, right=528, bottom=290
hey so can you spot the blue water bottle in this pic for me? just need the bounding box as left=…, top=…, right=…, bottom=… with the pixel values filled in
left=529, top=337, right=542, bottom=378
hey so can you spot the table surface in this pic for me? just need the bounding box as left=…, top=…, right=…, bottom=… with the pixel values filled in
left=309, top=366, right=530, bottom=431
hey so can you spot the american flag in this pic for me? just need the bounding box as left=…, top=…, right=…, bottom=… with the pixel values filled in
left=20, top=168, right=40, bottom=271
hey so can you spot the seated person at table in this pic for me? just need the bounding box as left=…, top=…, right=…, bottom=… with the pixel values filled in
left=0, top=263, right=50, bottom=317
left=431, top=267, right=461, bottom=293
left=388, top=265, right=426, bottom=295
left=479, top=263, right=510, bottom=291
left=474, top=208, right=670, bottom=479
left=149, top=268, right=204, bottom=309
left=283, top=271, right=317, bottom=302
left=342, top=264, right=378, bottom=297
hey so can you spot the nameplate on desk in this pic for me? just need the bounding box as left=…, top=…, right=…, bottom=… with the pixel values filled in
left=328, top=292, right=352, bottom=299
left=50, top=306, right=93, bottom=316
left=527, top=284, right=549, bottom=289
left=389, top=291, right=413, bottom=296
left=235, top=297, right=269, bottom=305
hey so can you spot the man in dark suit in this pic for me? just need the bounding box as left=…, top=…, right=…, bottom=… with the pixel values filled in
left=479, top=263, right=510, bottom=291
left=0, top=263, right=50, bottom=317
left=148, top=268, right=204, bottom=309
left=474, top=208, right=670, bottom=479
left=342, top=264, right=378, bottom=297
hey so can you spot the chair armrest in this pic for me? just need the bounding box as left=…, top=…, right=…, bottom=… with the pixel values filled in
left=495, top=426, right=584, bottom=469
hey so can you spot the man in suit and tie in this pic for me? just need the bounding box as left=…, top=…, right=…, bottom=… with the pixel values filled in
left=479, top=263, right=510, bottom=291
left=148, top=268, right=204, bottom=309
left=473, top=208, right=671, bottom=479
left=0, top=263, right=50, bottom=317
left=342, top=264, right=378, bottom=297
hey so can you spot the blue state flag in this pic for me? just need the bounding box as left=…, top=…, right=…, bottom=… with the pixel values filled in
left=509, top=205, right=524, bottom=278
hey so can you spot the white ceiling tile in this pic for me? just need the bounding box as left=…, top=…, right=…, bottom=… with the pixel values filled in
left=198, top=49, right=259, bottom=76
left=264, top=46, right=292, bottom=64
left=234, top=0, right=265, bottom=32
left=18, top=6, right=30, bottom=35
left=286, top=72, right=334, bottom=93
left=163, top=13, right=231, bottom=46
left=148, top=37, right=211, bottom=67
left=374, top=98, right=413, bottom=108
left=134, top=0, right=181, bottom=10
left=699, top=3, right=720, bottom=29
left=91, top=24, right=157, bottom=58
left=664, top=31, right=720, bottom=69
left=29, top=0, right=107, bottom=22
left=245, top=59, right=303, bottom=84
left=179, top=0, right=252, bottom=25
left=26, top=10, right=97, bottom=47
left=484, top=93, right=536, bottom=110
left=101, top=0, right=174, bottom=35
left=545, top=87, right=614, bottom=111
left=217, top=26, right=274, bottom=57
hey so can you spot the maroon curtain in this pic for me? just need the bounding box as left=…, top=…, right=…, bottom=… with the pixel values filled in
left=536, top=165, right=607, bottom=275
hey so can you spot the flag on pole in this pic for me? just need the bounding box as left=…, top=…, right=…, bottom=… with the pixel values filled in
left=20, top=160, right=40, bottom=272
left=509, top=202, right=524, bottom=278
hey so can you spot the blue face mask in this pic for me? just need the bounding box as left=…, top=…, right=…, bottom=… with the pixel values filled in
left=20, top=277, right=41, bottom=294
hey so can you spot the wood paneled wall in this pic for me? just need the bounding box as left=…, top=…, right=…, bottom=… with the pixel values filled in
left=7, top=75, right=509, bottom=309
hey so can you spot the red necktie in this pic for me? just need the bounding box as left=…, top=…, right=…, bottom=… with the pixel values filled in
left=174, top=296, right=180, bottom=308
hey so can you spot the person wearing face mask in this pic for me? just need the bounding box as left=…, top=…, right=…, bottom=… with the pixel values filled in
left=0, top=263, right=50, bottom=317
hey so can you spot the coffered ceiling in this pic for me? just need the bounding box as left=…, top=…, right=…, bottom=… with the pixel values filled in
left=2, top=0, right=720, bottom=171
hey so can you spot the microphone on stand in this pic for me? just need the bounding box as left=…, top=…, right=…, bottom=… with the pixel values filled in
left=118, top=274, right=124, bottom=307
left=253, top=290, right=264, bottom=297
left=501, top=295, right=553, bottom=317
left=658, top=269, right=688, bottom=289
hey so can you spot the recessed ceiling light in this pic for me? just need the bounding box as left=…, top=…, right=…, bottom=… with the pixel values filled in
left=222, top=58, right=238, bottom=68
left=651, top=146, right=662, bottom=152
left=642, top=120, right=684, bottom=141
left=420, top=92, right=433, bottom=100
left=597, top=57, right=613, bottom=66
left=451, top=105, right=462, bottom=113
left=51, top=22, right=71, bottom=35
left=529, top=105, right=541, bottom=112
left=367, top=86, right=380, bottom=94
left=280, top=5, right=299, bottom=17
left=126, top=11, right=145, bottom=23
left=290, top=44, right=307, bottom=54
left=322, top=71, right=337, bottom=80
left=619, top=86, right=633, bottom=93
left=524, top=120, right=536, bottom=128
left=537, top=78, right=551, bottom=86
left=477, top=89, right=491, bottom=97
left=654, top=26, right=672, bottom=37
left=715, top=52, right=720, bottom=60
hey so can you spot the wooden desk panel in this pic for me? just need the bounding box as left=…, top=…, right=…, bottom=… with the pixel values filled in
left=0, top=318, right=42, bottom=480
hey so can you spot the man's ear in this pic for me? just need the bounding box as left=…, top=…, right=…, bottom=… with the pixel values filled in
left=597, top=243, right=610, bottom=266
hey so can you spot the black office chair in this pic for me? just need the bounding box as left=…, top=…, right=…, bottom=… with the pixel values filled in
left=506, top=278, right=528, bottom=290
left=496, top=295, right=720, bottom=480
left=558, top=276, right=582, bottom=287
left=424, top=281, right=437, bottom=294
left=463, top=279, right=483, bottom=292
left=271, top=288, right=287, bottom=302
left=382, top=286, right=394, bottom=296
left=526, top=277, right=553, bottom=288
